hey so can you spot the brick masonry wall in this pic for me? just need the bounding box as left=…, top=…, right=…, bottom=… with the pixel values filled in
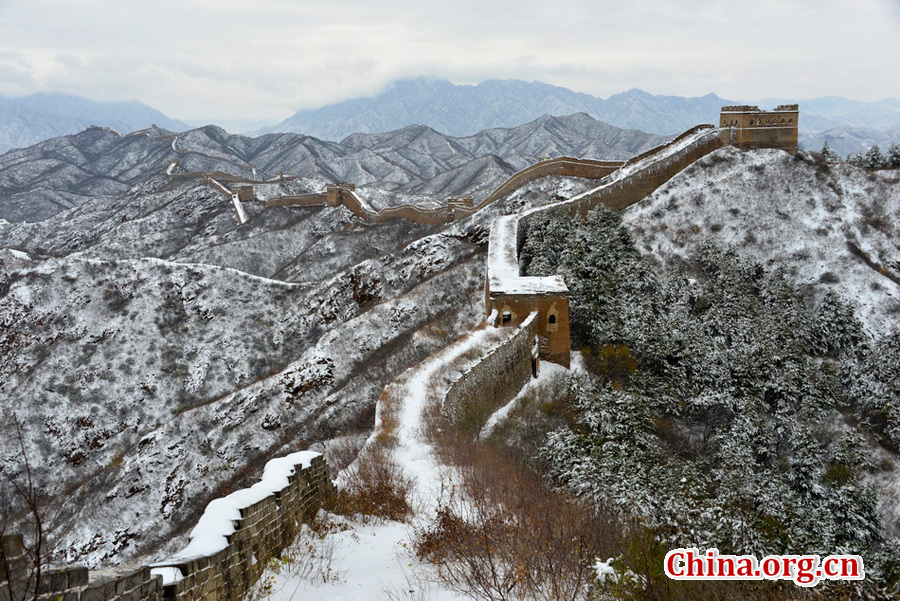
left=442, top=314, right=537, bottom=435
left=480, top=157, right=625, bottom=206
left=206, top=156, right=634, bottom=227
left=549, top=126, right=725, bottom=216
left=1, top=456, right=333, bottom=601
left=1, top=534, right=163, bottom=601
left=484, top=125, right=725, bottom=367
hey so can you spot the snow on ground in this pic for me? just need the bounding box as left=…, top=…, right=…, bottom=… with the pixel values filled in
left=622, top=147, right=900, bottom=334
left=256, top=324, right=521, bottom=601
left=479, top=359, right=569, bottom=439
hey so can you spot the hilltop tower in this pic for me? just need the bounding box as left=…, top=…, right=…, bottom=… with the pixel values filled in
left=720, top=105, right=799, bottom=152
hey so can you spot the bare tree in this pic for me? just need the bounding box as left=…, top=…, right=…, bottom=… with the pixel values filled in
left=1, top=417, right=47, bottom=601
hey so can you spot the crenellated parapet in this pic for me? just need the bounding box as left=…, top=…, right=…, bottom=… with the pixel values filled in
left=485, top=125, right=726, bottom=368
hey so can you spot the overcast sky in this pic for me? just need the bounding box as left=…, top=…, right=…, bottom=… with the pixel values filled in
left=0, top=0, right=898, bottom=124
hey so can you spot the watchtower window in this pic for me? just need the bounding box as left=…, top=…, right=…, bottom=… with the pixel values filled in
left=548, top=314, right=557, bottom=325
left=501, top=311, right=512, bottom=324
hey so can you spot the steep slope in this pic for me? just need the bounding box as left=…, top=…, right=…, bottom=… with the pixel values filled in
left=1, top=115, right=600, bottom=566
left=622, top=147, right=900, bottom=333
left=0, top=227, right=487, bottom=565
left=0, top=127, right=177, bottom=222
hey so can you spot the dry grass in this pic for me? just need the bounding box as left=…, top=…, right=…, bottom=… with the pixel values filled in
left=416, top=406, right=621, bottom=601
left=416, top=373, right=827, bottom=601
left=332, top=444, right=414, bottom=523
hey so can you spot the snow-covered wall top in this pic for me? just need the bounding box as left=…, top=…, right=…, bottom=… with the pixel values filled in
left=487, top=125, right=723, bottom=304
left=0, top=452, right=332, bottom=601
left=487, top=215, right=567, bottom=295
left=187, top=156, right=636, bottom=228
left=147, top=451, right=332, bottom=601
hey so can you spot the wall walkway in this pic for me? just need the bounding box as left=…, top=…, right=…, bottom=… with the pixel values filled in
left=442, top=313, right=538, bottom=435
left=484, top=125, right=726, bottom=365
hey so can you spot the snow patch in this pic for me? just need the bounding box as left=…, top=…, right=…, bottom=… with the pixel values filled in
left=172, top=451, right=320, bottom=560
left=149, top=567, right=183, bottom=586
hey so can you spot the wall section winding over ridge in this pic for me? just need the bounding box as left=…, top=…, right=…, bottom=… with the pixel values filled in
left=484, top=125, right=726, bottom=365
left=184, top=155, right=635, bottom=227
left=2, top=455, right=333, bottom=601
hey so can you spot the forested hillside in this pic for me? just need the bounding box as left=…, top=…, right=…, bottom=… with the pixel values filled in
left=516, top=179, right=900, bottom=596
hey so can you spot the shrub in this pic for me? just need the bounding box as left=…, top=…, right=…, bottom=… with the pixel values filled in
left=416, top=416, right=621, bottom=601
left=332, top=445, right=413, bottom=522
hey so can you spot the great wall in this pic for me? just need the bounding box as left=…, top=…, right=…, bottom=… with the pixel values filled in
left=1, top=105, right=798, bottom=601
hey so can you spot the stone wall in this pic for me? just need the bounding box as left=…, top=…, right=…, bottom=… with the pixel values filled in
left=483, top=125, right=724, bottom=368
left=1, top=455, right=332, bottom=601
left=0, top=535, right=163, bottom=601
left=720, top=105, right=798, bottom=152
left=553, top=126, right=726, bottom=215
left=479, top=157, right=625, bottom=206
left=442, top=314, right=537, bottom=435
left=223, top=156, right=635, bottom=227
left=489, top=293, right=570, bottom=367
left=263, top=193, right=329, bottom=208
left=150, top=454, right=331, bottom=601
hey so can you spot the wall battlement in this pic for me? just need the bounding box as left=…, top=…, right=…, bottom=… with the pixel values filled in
left=1, top=455, right=332, bottom=601
left=176, top=155, right=630, bottom=227
left=485, top=125, right=727, bottom=367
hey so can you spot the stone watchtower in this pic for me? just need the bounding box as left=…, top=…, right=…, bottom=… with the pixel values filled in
left=486, top=215, right=571, bottom=368
left=720, top=104, right=799, bottom=152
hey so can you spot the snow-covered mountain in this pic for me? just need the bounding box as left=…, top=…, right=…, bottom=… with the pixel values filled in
left=263, top=78, right=900, bottom=154
left=0, top=93, right=188, bottom=153
left=2, top=111, right=899, bottom=574
left=0, top=114, right=666, bottom=224
left=801, top=126, right=900, bottom=158
left=0, top=114, right=617, bottom=565
left=623, top=147, right=900, bottom=335
left=263, top=78, right=729, bottom=138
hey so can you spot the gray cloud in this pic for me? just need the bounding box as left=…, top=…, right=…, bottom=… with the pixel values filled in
left=0, top=0, right=897, bottom=122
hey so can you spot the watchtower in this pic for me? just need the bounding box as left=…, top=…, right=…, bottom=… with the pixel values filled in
left=720, top=105, right=799, bottom=152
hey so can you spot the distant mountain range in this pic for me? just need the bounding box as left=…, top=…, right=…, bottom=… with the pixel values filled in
left=0, top=93, right=188, bottom=153
left=262, top=78, right=900, bottom=142
left=260, top=79, right=726, bottom=139
left=2, top=80, right=899, bottom=157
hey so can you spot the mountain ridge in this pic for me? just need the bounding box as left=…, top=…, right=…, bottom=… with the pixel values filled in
left=261, top=78, right=900, bottom=154
left=0, top=92, right=188, bottom=153
left=0, top=112, right=667, bottom=224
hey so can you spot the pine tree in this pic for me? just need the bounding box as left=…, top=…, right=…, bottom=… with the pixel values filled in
left=864, top=145, right=886, bottom=169
left=821, top=141, right=840, bottom=165
left=812, top=291, right=865, bottom=357
left=888, top=144, right=900, bottom=168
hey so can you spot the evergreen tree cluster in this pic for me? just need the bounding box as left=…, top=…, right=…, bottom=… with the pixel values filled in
left=845, top=144, right=900, bottom=169
left=523, top=208, right=900, bottom=594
